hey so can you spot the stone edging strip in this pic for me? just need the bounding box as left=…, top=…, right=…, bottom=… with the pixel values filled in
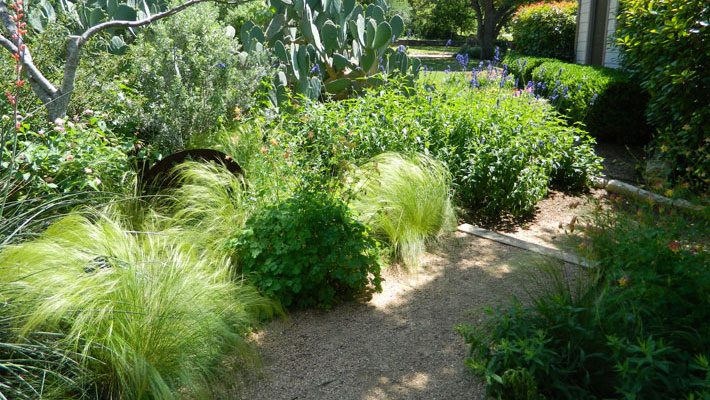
left=457, top=223, right=596, bottom=268
left=592, top=177, right=704, bottom=213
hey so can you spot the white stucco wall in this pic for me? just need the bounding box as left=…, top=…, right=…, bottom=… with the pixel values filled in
left=575, top=0, right=621, bottom=68
left=603, top=0, right=621, bottom=68
left=575, top=0, right=592, bottom=64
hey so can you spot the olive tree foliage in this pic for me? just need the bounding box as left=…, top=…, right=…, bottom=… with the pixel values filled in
left=470, top=0, right=532, bottom=59
left=0, top=0, right=252, bottom=121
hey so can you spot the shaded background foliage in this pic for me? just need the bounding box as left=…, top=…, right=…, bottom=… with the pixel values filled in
left=616, top=0, right=709, bottom=190
left=510, top=1, right=577, bottom=61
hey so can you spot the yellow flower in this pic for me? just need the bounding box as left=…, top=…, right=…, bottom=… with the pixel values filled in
left=618, top=276, right=630, bottom=287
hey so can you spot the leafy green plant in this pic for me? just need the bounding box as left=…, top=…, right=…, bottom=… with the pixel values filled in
left=229, top=190, right=383, bottom=309
left=457, top=205, right=710, bottom=399
left=0, top=211, right=274, bottom=399
left=2, top=113, right=137, bottom=200
left=276, top=79, right=600, bottom=219
left=616, top=0, right=709, bottom=189
left=531, top=60, right=650, bottom=144
left=511, top=2, right=577, bottom=61
left=350, top=152, right=456, bottom=267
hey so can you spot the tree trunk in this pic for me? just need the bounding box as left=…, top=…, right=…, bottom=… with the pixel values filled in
left=479, top=12, right=497, bottom=60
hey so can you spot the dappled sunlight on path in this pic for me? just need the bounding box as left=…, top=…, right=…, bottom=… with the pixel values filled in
left=230, top=233, right=568, bottom=400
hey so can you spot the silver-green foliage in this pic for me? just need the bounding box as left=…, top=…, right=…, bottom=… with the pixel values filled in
left=0, top=210, right=273, bottom=399
left=241, top=0, right=421, bottom=101
left=351, top=152, right=456, bottom=267
left=126, top=2, right=271, bottom=151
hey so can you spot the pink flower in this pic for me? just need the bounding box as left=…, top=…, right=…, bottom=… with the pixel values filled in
left=667, top=241, right=681, bottom=253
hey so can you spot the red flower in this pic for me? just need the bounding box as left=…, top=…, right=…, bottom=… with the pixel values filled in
left=667, top=241, right=681, bottom=253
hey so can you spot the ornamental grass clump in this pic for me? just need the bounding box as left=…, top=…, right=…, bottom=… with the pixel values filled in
left=351, top=152, right=456, bottom=267
left=169, top=161, right=250, bottom=255
left=0, top=211, right=273, bottom=399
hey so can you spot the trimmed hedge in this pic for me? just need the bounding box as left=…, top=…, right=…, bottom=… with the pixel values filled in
left=502, top=52, right=555, bottom=87
left=503, top=53, right=651, bottom=144
left=529, top=60, right=650, bottom=144
left=511, top=1, right=578, bottom=61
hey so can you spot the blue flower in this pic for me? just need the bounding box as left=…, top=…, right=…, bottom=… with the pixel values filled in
left=446, top=39, right=453, bottom=46
left=494, top=46, right=501, bottom=63
left=590, top=93, right=599, bottom=106
left=444, top=66, right=451, bottom=73
left=310, top=64, right=320, bottom=74
left=397, top=45, right=406, bottom=53
left=456, top=53, right=469, bottom=69
left=470, top=69, right=480, bottom=89
left=216, top=62, right=226, bottom=69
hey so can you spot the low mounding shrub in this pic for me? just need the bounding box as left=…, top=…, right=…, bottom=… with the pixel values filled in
left=278, top=81, right=600, bottom=219
left=502, top=52, right=555, bottom=86
left=351, top=152, right=456, bottom=267
left=457, top=205, right=710, bottom=399
left=617, top=0, right=709, bottom=189
left=229, top=190, right=383, bottom=309
left=511, top=1, right=577, bottom=61
left=124, top=2, right=271, bottom=151
left=4, top=114, right=136, bottom=200
left=531, top=61, right=650, bottom=144
left=0, top=212, right=272, bottom=399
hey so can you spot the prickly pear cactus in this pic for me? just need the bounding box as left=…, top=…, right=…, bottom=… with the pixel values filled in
left=241, top=0, right=420, bottom=102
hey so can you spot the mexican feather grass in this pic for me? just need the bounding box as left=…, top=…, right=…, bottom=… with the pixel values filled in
left=351, top=152, right=456, bottom=267
left=0, top=210, right=274, bottom=399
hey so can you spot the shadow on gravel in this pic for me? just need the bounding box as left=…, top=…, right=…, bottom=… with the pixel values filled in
left=226, top=233, right=577, bottom=400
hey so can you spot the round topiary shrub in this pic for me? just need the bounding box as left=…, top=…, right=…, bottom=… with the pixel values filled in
left=511, top=1, right=577, bottom=61
left=229, top=190, right=383, bottom=309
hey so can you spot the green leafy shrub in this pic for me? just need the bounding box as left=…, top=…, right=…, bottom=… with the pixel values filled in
left=408, top=0, right=476, bottom=38
left=616, top=0, right=709, bottom=189
left=278, top=80, right=600, bottom=219
left=0, top=212, right=273, bottom=399
left=124, top=2, right=271, bottom=151
left=457, top=206, right=710, bottom=399
left=511, top=2, right=577, bottom=61
left=531, top=61, right=650, bottom=144
left=350, top=152, right=456, bottom=267
left=221, top=1, right=273, bottom=33
left=2, top=113, right=137, bottom=199
left=229, top=190, right=383, bottom=309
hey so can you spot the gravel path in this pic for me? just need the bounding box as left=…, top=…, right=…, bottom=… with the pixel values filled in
left=229, top=232, right=567, bottom=400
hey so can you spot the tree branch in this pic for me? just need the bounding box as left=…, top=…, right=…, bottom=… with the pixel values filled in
left=0, top=32, right=16, bottom=53
left=80, top=0, right=248, bottom=42
left=1, top=1, right=59, bottom=98
left=2, top=0, right=255, bottom=119
left=495, top=6, right=516, bottom=34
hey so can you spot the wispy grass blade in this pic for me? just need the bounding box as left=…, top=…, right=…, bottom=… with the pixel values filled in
left=351, top=152, right=456, bottom=267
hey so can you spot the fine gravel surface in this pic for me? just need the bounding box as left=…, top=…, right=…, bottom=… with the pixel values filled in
left=230, top=232, right=579, bottom=400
